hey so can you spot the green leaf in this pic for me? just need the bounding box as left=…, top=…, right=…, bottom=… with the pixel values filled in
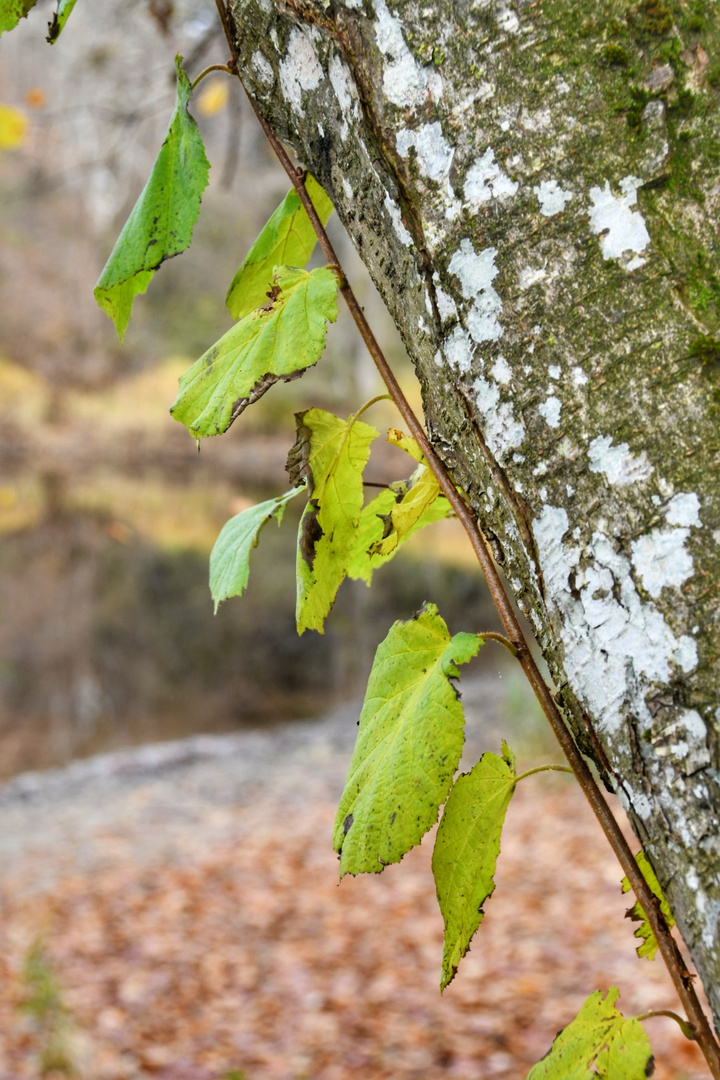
left=621, top=851, right=675, bottom=961
left=226, top=174, right=334, bottom=320
left=46, top=0, right=77, bottom=42
left=209, top=487, right=301, bottom=613
left=0, top=0, right=37, bottom=36
left=292, top=408, right=377, bottom=634
left=432, top=742, right=517, bottom=990
left=527, top=989, right=653, bottom=1080
left=94, top=56, right=210, bottom=340
left=170, top=266, right=339, bottom=438
left=333, top=604, right=482, bottom=877
left=346, top=486, right=452, bottom=585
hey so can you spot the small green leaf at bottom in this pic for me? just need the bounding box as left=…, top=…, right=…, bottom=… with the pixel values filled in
left=527, top=989, right=654, bottom=1080
left=432, top=742, right=517, bottom=990
left=209, top=487, right=301, bottom=612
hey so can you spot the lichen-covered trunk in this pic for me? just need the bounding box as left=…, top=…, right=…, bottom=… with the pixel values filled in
left=229, top=0, right=720, bottom=1025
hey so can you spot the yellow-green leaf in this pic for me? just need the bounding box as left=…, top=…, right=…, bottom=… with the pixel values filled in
left=226, top=175, right=334, bottom=320
left=527, top=989, right=653, bottom=1080
left=293, top=407, right=377, bottom=634
left=370, top=462, right=442, bottom=557
left=432, top=742, right=517, bottom=990
left=0, top=0, right=37, bottom=36
left=94, top=56, right=210, bottom=340
left=621, top=850, right=675, bottom=961
left=170, top=266, right=339, bottom=438
left=209, top=487, right=301, bottom=613
left=346, top=485, right=452, bottom=584
left=333, top=604, right=482, bottom=876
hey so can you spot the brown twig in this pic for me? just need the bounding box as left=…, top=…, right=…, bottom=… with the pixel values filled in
left=213, top=2, right=720, bottom=1072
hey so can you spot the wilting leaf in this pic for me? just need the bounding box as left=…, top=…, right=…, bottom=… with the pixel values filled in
left=0, top=0, right=37, bottom=36
left=346, top=485, right=451, bottom=584
left=293, top=407, right=377, bottom=634
left=387, top=427, right=425, bottom=463
left=621, top=851, right=675, bottom=961
left=94, top=56, right=210, bottom=340
left=171, top=266, right=339, bottom=438
left=333, top=603, right=481, bottom=876
left=209, top=487, right=301, bottom=613
left=432, top=742, right=517, bottom=990
left=226, top=175, right=334, bottom=320
left=47, top=0, right=78, bottom=42
left=0, top=103, right=27, bottom=148
left=527, top=988, right=653, bottom=1080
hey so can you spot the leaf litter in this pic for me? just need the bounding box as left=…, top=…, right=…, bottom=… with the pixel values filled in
left=0, top=688, right=707, bottom=1080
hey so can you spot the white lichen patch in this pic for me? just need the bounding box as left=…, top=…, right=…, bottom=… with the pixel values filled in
left=443, top=326, right=474, bottom=374
left=518, top=265, right=547, bottom=290
left=534, top=178, right=573, bottom=217
left=588, top=175, right=651, bottom=271
left=279, top=28, right=324, bottom=115
left=588, top=435, right=653, bottom=487
left=383, top=192, right=413, bottom=246
left=396, top=122, right=454, bottom=182
left=665, top=492, right=701, bottom=527
left=448, top=239, right=503, bottom=342
left=632, top=526, right=695, bottom=598
left=473, top=375, right=525, bottom=461
left=538, top=394, right=562, bottom=428
left=497, top=5, right=520, bottom=33
left=533, top=508, right=698, bottom=738
left=655, top=710, right=711, bottom=772
left=464, top=148, right=518, bottom=209
left=329, top=54, right=358, bottom=139
left=373, top=0, right=431, bottom=108
left=341, top=176, right=354, bottom=200
left=491, top=355, right=512, bottom=384
left=251, top=51, right=274, bottom=85
left=435, top=285, right=458, bottom=323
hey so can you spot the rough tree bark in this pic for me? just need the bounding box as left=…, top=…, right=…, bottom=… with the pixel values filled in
left=228, top=0, right=720, bottom=1027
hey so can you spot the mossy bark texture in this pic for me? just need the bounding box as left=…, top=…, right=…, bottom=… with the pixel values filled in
left=229, top=0, right=720, bottom=1026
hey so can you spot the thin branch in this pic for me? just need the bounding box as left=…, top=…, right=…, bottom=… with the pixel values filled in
left=213, top=3, right=720, bottom=1072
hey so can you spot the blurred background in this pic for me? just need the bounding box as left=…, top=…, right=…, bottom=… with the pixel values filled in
left=0, top=0, right=499, bottom=778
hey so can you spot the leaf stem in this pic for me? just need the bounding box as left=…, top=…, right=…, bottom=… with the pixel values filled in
left=351, top=394, right=392, bottom=423
left=635, top=1010, right=697, bottom=1042
left=515, top=764, right=574, bottom=783
left=478, top=632, right=519, bottom=658
left=190, top=63, right=234, bottom=90
left=214, top=4, right=720, bottom=1073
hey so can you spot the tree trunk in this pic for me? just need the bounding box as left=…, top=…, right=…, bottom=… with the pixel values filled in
left=229, top=0, right=720, bottom=1027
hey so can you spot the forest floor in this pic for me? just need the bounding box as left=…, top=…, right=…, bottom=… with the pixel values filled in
left=0, top=676, right=709, bottom=1080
